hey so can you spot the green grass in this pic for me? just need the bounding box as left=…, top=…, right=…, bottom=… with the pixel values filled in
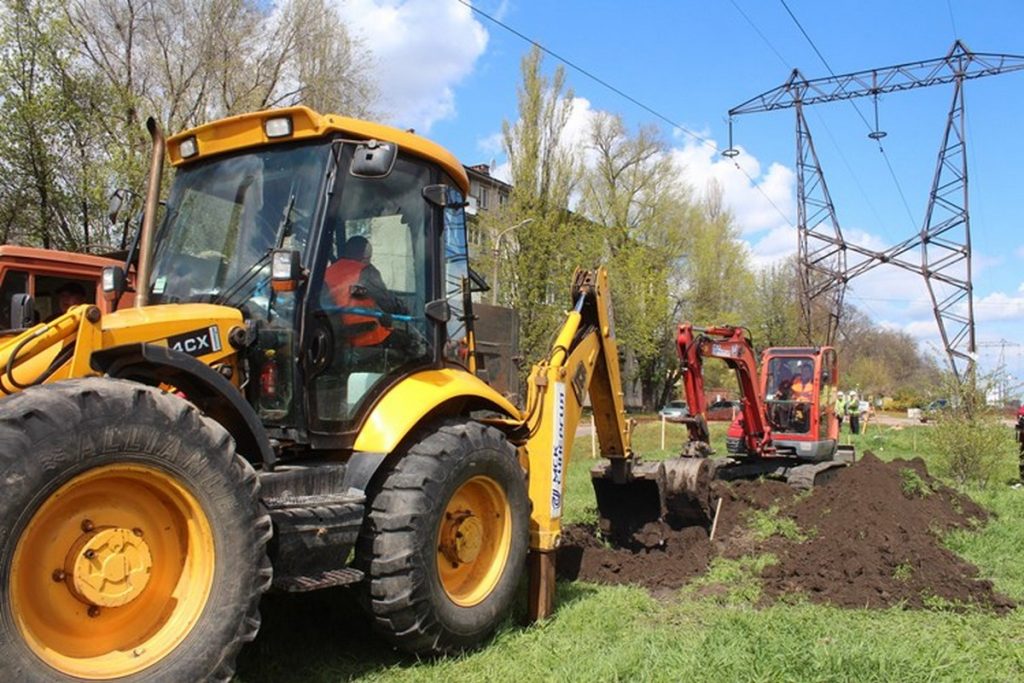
left=234, top=418, right=1024, bottom=682
left=747, top=505, right=809, bottom=541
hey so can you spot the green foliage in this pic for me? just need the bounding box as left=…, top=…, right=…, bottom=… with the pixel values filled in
left=747, top=505, right=808, bottom=541
left=928, top=373, right=1017, bottom=487
left=899, top=468, right=932, bottom=498
left=683, top=554, right=777, bottom=605
left=892, top=562, right=914, bottom=582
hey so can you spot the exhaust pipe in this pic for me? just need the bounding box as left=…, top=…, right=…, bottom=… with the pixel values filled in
left=135, top=117, right=164, bottom=308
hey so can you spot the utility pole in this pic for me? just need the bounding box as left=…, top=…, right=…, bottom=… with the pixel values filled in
left=490, top=218, right=533, bottom=305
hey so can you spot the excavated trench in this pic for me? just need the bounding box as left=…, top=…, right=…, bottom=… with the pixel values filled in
left=558, top=452, right=1014, bottom=611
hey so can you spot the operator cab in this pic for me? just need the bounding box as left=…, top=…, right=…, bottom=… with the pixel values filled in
left=149, top=109, right=474, bottom=448
left=760, top=347, right=838, bottom=459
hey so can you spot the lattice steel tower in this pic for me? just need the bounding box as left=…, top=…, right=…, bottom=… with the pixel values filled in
left=726, top=41, right=1024, bottom=383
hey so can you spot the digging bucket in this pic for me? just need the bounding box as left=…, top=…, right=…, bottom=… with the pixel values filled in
left=590, top=457, right=714, bottom=543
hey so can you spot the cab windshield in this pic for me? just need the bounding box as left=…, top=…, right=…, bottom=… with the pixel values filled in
left=764, top=356, right=815, bottom=434
left=149, top=142, right=331, bottom=304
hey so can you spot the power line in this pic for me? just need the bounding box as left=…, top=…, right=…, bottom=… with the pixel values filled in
left=778, top=0, right=918, bottom=230
left=456, top=0, right=796, bottom=229
left=728, top=0, right=889, bottom=235
left=728, top=0, right=789, bottom=69
left=946, top=0, right=960, bottom=38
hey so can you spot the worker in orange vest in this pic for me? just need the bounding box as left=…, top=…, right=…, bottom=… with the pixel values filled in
left=324, top=236, right=407, bottom=347
left=791, top=364, right=814, bottom=403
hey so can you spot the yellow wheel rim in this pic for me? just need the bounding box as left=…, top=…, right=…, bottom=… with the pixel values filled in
left=436, top=475, right=511, bottom=607
left=10, top=464, right=215, bottom=679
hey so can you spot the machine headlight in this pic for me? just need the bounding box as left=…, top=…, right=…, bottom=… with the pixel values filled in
left=178, top=136, right=198, bottom=159
left=264, top=116, right=293, bottom=138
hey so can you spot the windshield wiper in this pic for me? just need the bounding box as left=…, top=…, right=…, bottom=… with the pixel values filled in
left=215, top=191, right=297, bottom=307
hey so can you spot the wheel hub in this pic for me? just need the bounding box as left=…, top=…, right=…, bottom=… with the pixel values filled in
left=439, top=511, right=484, bottom=566
left=65, top=527, right=153, bottom=608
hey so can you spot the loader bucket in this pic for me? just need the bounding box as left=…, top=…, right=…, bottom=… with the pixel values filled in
left=590, top=457, right=714, bottom=545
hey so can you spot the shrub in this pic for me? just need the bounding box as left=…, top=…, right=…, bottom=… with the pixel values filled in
left=928, top=372, right=1017, bottom=487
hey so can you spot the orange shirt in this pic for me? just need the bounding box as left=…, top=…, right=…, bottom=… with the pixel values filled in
left=791, top=376, right=813, bottom=402
left=324, top=258, right=390, bottom=346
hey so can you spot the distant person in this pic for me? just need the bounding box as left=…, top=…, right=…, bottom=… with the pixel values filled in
left=846, top=391, right=861, bottom=434
left=835, top=391, right=846, bottom=432
left=1016, top=403, right=1024, bottom=482
left=323, top=235, right=407, bottom=347
left=46, top=282, right=87, bottom=322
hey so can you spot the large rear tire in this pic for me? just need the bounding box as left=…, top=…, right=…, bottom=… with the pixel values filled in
left=356, top=420, right=528, bottom=655
left=0, top=378, right=272, bottom=682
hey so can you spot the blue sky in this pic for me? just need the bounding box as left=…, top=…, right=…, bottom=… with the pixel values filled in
left=337, top=0, right=1024, bottom=379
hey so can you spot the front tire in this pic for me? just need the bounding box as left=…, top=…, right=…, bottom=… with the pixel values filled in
left=357, top=420, right=528, bottom=655
left=0, top=378, right=272, bottom=682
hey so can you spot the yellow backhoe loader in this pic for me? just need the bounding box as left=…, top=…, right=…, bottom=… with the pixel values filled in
left=0, top=107, right=663, bottom=682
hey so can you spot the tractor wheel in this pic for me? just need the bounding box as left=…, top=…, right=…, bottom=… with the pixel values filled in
left=356, top=419, right=528, bottom=655
left=0, top=378, right=272, bottom=682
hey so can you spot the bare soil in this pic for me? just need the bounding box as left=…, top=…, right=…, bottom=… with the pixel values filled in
left=557, top=452, right=1014, bottom=612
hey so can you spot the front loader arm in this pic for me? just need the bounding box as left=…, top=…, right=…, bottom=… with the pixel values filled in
left=0, top=305, right=103, bottom=395
left=522, top=268, right=633, bottom=620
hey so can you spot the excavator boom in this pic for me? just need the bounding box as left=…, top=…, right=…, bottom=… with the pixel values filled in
left=676, top=323, right=774, bottom=456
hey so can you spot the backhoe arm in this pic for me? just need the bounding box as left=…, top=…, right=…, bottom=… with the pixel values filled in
left=676, top=323, right=774, bottom=455
left=523, top=268, right=632, bottom=620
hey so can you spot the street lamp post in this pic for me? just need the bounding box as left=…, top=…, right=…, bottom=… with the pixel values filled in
left=491, top=218, right=533, bottom=305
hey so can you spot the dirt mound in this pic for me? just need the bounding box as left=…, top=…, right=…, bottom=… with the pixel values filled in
left=757, top=452, right=1011, bottom=610
left=560, top=452, right=1014, bottom=611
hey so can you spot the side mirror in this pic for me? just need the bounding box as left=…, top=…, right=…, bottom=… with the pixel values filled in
left=350, top=140, right=397, bottom=178
left=467, top=266, right=490, bottom=294
left=424, top=298, right=451, bottom=324
left=423, top=184, right=469, bottom=209
left=271, top=249, right=303, bottom=292
left=11, top=293, right=35, bottom=329
left=102, top=265, right=127, bottom=303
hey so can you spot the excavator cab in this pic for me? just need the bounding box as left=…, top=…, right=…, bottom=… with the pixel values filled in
left=760, top=347, right=839, bottom=458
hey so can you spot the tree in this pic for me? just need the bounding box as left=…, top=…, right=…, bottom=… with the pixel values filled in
left=0, top=0, right=379, bottom=252
left=491, top=46, right=594, bottom=365
left=577, top=112, right=693, bottom=408
left=745, top=257, right=804, bottom=350
left=678, top=182, right=755, bottom=327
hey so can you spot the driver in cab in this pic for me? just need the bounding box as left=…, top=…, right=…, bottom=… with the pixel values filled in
left=324, top=235, right=407, bottom=346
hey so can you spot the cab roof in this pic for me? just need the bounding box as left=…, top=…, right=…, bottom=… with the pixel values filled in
left=166, top=106, right=469, bottom=194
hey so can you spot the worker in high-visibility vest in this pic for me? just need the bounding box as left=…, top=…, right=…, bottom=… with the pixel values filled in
left=846, top=391, right=861, bottom=434
left=835, top=391, right=847, bottom=432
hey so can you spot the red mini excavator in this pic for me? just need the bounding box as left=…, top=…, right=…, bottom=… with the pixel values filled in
left=676, top=322, right=854, bottom=481
left=592, top=322, right=853, bottom=538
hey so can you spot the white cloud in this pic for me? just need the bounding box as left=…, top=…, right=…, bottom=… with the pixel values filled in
left=971, top=290, right=1024, bottom=322
left=670, top=141, right=796, bottom=237
left=336, top=0, right=488, bottom=132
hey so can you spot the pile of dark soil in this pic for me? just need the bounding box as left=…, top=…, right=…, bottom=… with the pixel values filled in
left=557, top=522, right=712, bottom=594
left=558, top=452, right=1014, bottom=611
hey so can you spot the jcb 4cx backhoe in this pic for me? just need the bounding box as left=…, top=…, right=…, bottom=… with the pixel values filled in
left=591, top=322, right=854, bottom=540
left=0, top=108, right=670, bottom=682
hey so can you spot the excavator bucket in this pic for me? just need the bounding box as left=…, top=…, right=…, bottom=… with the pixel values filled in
left=590, top=457, right=715, bottom=544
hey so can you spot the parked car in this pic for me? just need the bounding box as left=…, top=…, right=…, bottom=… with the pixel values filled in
left=659, top=400, right=689, bottom=422
left=919, top=398, right=950, bottom=423
left=707, top=399, right=741, bottom=421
